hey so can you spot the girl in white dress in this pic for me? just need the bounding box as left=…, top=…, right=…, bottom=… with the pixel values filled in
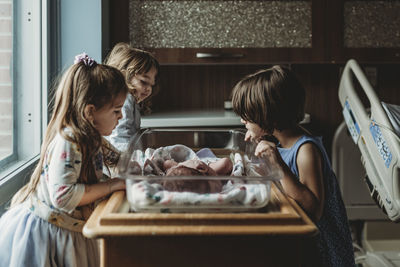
left=0, top=53, right=128, bottom=267
left=104, top=42, right=159, bottom=152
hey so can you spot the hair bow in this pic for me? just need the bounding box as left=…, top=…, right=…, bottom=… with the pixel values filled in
left=74, top=52, right=97, bottom=67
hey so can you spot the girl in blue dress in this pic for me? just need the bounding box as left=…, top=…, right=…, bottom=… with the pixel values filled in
left=231, top=66, right=355, bottom=267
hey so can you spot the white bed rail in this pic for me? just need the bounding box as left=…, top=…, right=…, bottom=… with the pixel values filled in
left=338, top=59, right=400, bottom=222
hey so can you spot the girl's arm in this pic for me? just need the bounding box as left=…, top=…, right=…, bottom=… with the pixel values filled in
left=255, top=141, right=324, bottom=221
left=78, top=178, right=126, bottom=206
left=282, top=143, right=325, bottom=221
left=47, top=135, right=126, bottom=210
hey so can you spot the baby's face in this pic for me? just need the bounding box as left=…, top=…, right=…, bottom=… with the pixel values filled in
left=130, top=67, right=157, bottom=103
left=163, top=159, right=178, bottom=170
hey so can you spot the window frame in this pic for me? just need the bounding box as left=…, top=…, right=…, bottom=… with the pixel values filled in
left=0, top=0, right=53, bottom=212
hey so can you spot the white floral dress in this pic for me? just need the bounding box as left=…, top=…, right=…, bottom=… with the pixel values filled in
left=0, top=129, right=117, bottom=267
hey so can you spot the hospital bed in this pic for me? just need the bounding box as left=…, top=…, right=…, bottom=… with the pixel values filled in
left=338, top=59, right=400, bottom=222
left=335, top=59, right=400, bottom=266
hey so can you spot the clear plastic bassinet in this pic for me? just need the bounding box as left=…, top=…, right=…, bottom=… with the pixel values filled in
left=116, top=128, right=282, bottom=213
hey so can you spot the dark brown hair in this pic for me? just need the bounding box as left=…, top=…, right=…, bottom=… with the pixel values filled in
left=231, top=65, right=305, bottom=134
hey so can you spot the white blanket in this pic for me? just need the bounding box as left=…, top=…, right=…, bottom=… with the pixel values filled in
left=126, top=144, right=271, bottom=212
left=127, top=180, right=270, bottom=212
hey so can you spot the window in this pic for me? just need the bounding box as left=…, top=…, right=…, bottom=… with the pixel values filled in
left=0, top=0, right=48, bottom=212
left=0, top=0, right=13, bottom=164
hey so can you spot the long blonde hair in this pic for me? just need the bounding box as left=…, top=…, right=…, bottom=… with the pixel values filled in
left=11, top=62, right=128, bottom=206
left=104, top=42, right=160, bottom=114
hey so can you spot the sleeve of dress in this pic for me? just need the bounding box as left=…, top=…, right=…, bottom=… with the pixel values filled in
left=106, top=93, right=141, bottom=152
left=47, top=135, right=86, bottom=213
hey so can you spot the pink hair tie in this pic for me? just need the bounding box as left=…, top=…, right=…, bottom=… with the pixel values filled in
left=74, top=52, right=97, bottom=67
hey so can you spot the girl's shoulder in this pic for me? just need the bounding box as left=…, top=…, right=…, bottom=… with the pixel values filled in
left=124, top=93, right=136, bottom=106
left=121, top=93, right=139, bottom=114
left=296, top=135, right=330, bottom=168
left=296, top=135, right=323, bottom=149
left=48, top=128, right=81, bottom=155
left=296, top=135, right=325, bottom=156
left=296, top=139, right=323, bottom=164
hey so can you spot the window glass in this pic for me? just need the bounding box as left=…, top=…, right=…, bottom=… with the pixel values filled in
left=0, top=0, right=12, bottom=162
left=0, top=0, right=43, bottom=175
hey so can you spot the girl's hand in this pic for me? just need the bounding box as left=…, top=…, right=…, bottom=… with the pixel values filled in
left=255, top=140, right=283, bottom=166
left=255, top=140, right=289, bottom=180
left=78, top=178, right=126, bottom=206
left=108, top=178, right=126, bottom=193
left=255, top=140, right=276, bottom=156
left=244, top=130, right=252, bottom=142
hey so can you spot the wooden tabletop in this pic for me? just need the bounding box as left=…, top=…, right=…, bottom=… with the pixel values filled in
left=83, top=183, right=318, bottom=238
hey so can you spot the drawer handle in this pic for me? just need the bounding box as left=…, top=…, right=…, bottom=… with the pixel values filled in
left=196, top=53, right=244, bottom=58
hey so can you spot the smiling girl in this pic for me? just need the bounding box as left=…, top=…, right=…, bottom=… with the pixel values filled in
left=104, top=42, right=160, bottom=152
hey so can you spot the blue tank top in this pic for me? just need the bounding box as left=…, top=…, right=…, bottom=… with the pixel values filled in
left=278, top=135, right=355, bottom=267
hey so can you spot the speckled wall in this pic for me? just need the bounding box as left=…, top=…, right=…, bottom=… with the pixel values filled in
left=129, top=0, right=311, bottom=48
left=344, top=1, right=400, bottom=47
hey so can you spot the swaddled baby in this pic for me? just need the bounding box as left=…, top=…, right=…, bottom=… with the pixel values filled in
left=162, top=158, right=232, bottom=194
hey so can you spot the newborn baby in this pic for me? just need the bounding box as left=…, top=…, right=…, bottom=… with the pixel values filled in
left=162, top=158, right=233, bottom=194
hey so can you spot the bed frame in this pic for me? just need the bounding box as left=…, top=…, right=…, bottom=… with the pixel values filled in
left=338, top=59, right=400, bottom=222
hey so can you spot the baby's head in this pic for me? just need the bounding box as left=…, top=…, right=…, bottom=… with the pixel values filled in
left=104, top=43, right=160, bottom=112
left=163, top=159, right=178, bottom=170
left=163, top=165, right=222, bottom=194
left=231, top=65, right=305, bottom=134
left=165, top=165, right=202, bottom=177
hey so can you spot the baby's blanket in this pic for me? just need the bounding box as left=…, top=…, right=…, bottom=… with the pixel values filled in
left=127, top=180, right=270, bottom=212
left=125, top=144, right=272, bottom=212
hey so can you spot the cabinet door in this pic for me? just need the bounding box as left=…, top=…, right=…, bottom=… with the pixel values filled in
left=108, top=0, right=325, bottom=64
left=327, top=0, right=400, bottom=63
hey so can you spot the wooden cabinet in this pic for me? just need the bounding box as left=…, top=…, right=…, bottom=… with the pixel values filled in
left=144, top=47, right=324, bottom=65
left=107, top=0, right=327, bottom=64
left=83, top=185, right=319, bottom=267
left=326, top=0, right=400, bottom=63
left=107, top=0, right=400, bottom=64
left=105, top=0, right=400, bottom=64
